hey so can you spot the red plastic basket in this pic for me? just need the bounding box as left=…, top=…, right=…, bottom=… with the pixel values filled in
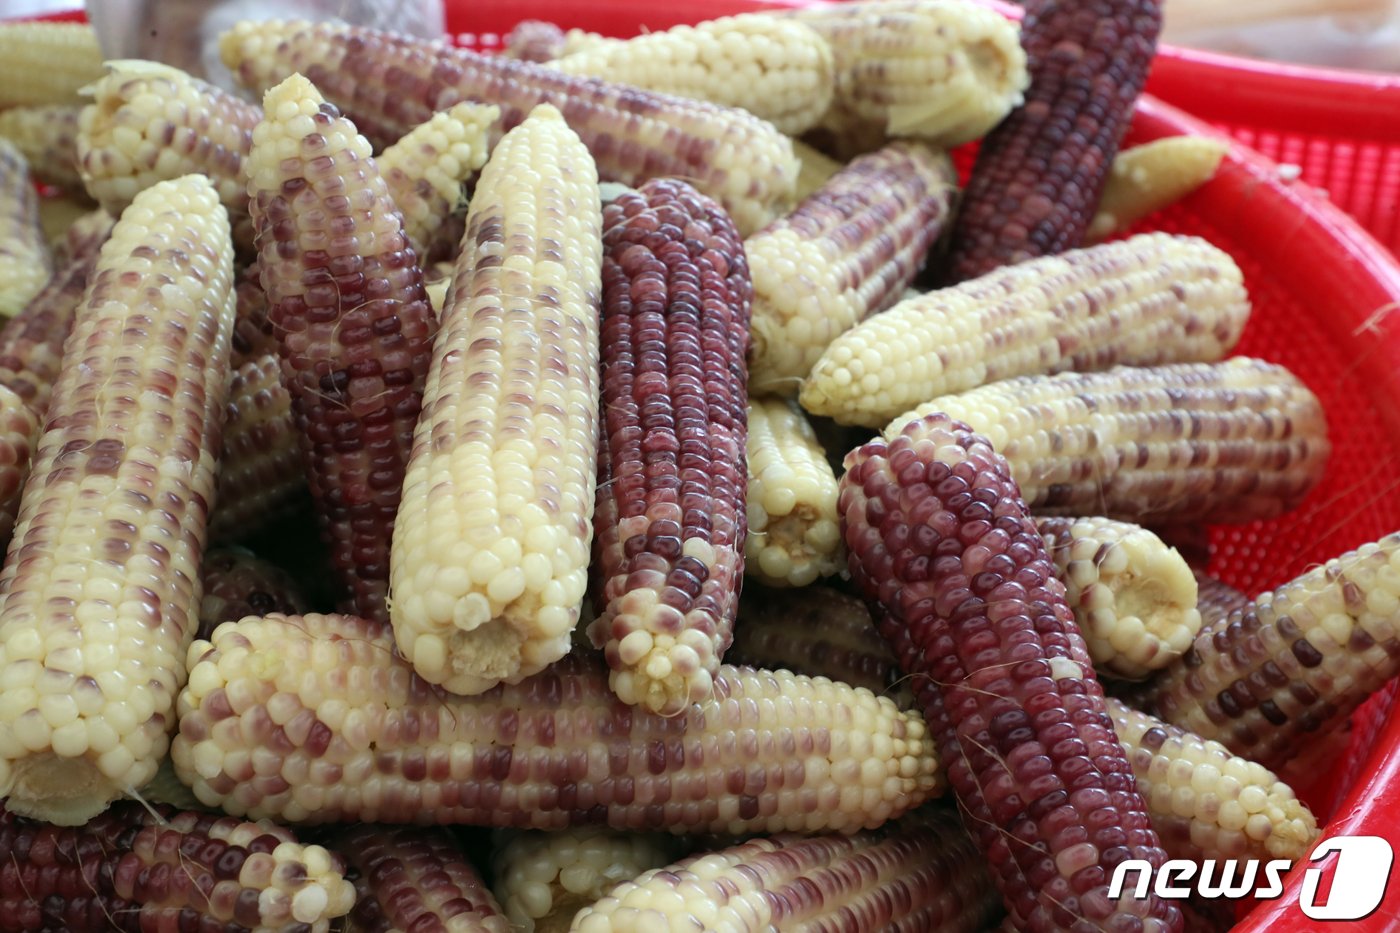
left=13, top=1, right=1400, bottom=927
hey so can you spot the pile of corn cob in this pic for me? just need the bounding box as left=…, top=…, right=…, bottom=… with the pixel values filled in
left=0, top=1, right=1389, bottom=931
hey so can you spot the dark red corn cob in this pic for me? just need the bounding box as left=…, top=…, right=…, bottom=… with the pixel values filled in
left=231, top=260, right=277, bottom=370
left=587, top=177, right=753, bottom=715
left=840, top=411, right=1180, bottom=932
left=198, top=545, right=310, bottom=640
left=330, top=825, right=511, bottom=933
left=0, top=800, right=355, bottom=932
left=940, top=0, right=1163, bottom=284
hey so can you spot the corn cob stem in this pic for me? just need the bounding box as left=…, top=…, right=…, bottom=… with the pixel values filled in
left=744, top=396, right=843, bottom=587
left=0, top=21, right=103, bottom=109
left=841, top=412, right=1178, bottom=931
left=1139, top=532, right=1400, bottom=771
left=885, top=358, right=1330, bottom=527
left=493, top=828, right=687, bottom=933
left=330, top=825, right=511, bottom=933
left=571, top=808, right=1002, bottom=933
left=588, top=177, right=751, bottom=715
left=0, top=140, right=51, bottom=319
left=199, top=546, right=309, bottom=641
left=1087, top=137, right=1230, bottom=243
left=0, top=104, right=85, bottom=194
left=784, top=0, right=1030, bottom=148
left=550, top=14, right=835, bottom=136
left=218, top=19, right=798, bottom=235
left=173, top=612, right=941, bottom=832
left=747, top=139, right=957, bottom=394
left=940, top=0, right=1163, bottom=283
left=248, top=74, right=435, bottom=627
left=0, top=800, right=354, bottom=932
left=803, top=232, right=1250, bottom=426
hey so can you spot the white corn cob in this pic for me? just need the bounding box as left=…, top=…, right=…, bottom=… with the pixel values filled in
left=0, top=174, right=235, bottom=825
left=0, top=104, right=85, bottom=192
left=389, top=105, right=602, bottom=695
left=0, top=21, right=104, bottom=108
left=0, top=140, right=52, bottom=318
left=1087, top=136, right=1230, bottom=243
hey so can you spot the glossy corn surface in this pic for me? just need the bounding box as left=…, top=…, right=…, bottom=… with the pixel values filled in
left=0, top=140, right=51, bottom=319
left=0, top=104, right=85, bottom=193
left=588, top=177, right=751, bottom=715
left=885, top=359, right=1330, bottom=527
left=803, top=233, right=1250, bottom=427
left=1087, top=137, right=1229, bottom=243
left=173, top=612, right=941, bottom=832
left=0, top=21, right=103, bottom=108
left=747, top=140, right=956, bottom=394
left=218, top=18, right=798, bottom=234
left=0, top=174, right=235, bottom=825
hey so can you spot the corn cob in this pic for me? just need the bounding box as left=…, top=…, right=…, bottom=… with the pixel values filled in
left=571, top=808, right=1001, bottom=933
left=549, top=15, right=835, bottom=136
left=389, top=106, right=600, bottom=696
left=209, top=353, right=304, bottom=544
left=1038, top=516, right=1203, bottom=681
left=248, top=74, right=435, bottom=627
left=587, top=178, right=751, bottom=715
left=218, top=19, right=798, bottom=234
left=0, top=800, right=354, bottom=932
left=783, top=0, right=1030, bottom=148
left=841, top=412, right=1177, bottom=931
left=378, top=101, right=498, bottom=258
left=745, top=396, right=843, bottom=587
left=1156, top=523, right=1213, bottom=572
left=0, top=174, right=235, bottom=825
left=0, top=140, right=51, bottom=319
left=231, top=260, right=276, bottom=370
left=77, top=60, right=260, bottom=225
left=174, top=613, right=942, bottom=832
left=0, top=21, right=103, bottom=109
left=803, top=233, right=1250, bottom=427
left=135, top=754, right=208, bottom=812
left=1138, top=533, right=1400, bottom=771
left=198, top=546, right=309, bottom=641
left=1087, top=137, right=1230, bottom=244
left=940, top=0, right=1163, bottom=283
left=1194, top=571, right=1251, bottom=628
left=747, top=140, right=957, bottom=395
left=0, top=104, right=85, bottom=193
left=0, top=392, right=40, bottom=561
left=330, top=825, right=511, bottom=933
left=885, top=359, right=1330, bottom=527
left=1107, top=697, right=1318, bottom=861
left=502, top=19, right=571, bottom=62
left=493, top=828, right=688, bottom=933
left=792, top=137, right=844, bottom=200
left=730, top=583, right=915, bottom=708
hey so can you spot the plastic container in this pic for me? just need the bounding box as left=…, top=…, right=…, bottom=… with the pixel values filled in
left=12, top=0, right=1400, bottom=927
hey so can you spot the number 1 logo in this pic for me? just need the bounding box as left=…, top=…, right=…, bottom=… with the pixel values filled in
left=1299, top=836, right=1394, bottom=921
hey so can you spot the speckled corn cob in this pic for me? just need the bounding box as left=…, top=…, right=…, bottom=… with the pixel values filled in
left=745, top=396, right=843, bottom=587
left=1087, top=137, right=1230, bottom=243
left=791, top=137, right=844, bottom=200
left=730, top=583, right=914, bottom=708
left=1038, top=516, right=1203, bottom=681
left=331, top=825, right=510, bottom=933
left=218, top=19, right=798, bottom=234
left=784, top=0, right=1029, bottom=147
left=231, top=260, right=276, bottom=370
left=550, top=14, right=835, bottom=136
left=0, top=104, right=85, bottom=193
left=1139, top=533, right=1400, bottom=771
left=0, top=800, right=354, bottom=932
left=0, top=140, right=51, bottom=319
left=198, top=546, right=309, bottom=641
left=1194, top=571, right=1251, bottom=628
left=571, top=808, right=1001, bottom=933
left=747, top=140, right=956, bottom=394
left=173, top=612, right=941, bottom=831
left=588, top=178, right=751, bottom=715
left=77, top=60, right=260, bottom=225
left=940, top=0, right=1163, bottom=283
left=1107, top=696, right=1318, bottom=861
left=379, top=101, right=498, bottom=258
left=803, top=233, right=1250, bottom=427
left=886, top=358, right=1330, bottom=527
left=841, top=412, right=1178, bottom=932
left=209, top=353, right=303, bottom=543
left=0, top=174, right=235, bottom=826
left=248, top=74, right=435, bottom=627
left=493, top=828, right=687, bottom=933
left=502, top=19, right=570, bottom=62
left=0, top=389, right=41, bottom=560
left=0, top=21, right=103, bottom=108
left=390, top=105, right=600, bottom=696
